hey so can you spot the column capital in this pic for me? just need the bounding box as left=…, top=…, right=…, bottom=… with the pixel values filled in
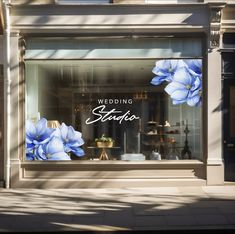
left=209, top=3, right=226, bottom=49
left=10, top=31, right=20, bottom=37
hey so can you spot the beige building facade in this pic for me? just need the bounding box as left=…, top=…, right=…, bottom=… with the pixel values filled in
left=0, top=0, right=235, bottom=188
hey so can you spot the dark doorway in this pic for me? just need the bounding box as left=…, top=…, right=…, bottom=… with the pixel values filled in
left=222, top=31, right=235, bottom=181
left=222, top=33, right=235, bottom=181
left=223, top=79, right=235, bottom=181
left=0, top=65, right=4, bottom=185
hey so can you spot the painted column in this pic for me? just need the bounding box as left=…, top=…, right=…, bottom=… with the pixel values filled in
left=3, top=1, right=11, bottom=189
left=8, top=31, right=21, bottom=188
left=206, top=4, right=225, bottom=185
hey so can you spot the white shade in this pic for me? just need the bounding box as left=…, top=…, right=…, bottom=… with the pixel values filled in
left=25, top=37, right=202, bottom=60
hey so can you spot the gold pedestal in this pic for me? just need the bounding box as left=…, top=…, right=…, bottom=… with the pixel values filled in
left=99, top=148, right=109, bottom=160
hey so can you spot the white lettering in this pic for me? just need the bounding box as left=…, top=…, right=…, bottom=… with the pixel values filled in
left=97, top=99, right=133, bottom=105
left=85, top=105, right=140, bottom=125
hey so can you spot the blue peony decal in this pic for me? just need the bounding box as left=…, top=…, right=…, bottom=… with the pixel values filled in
left=151, top=59, right=202, bottom=107
left=151, top=60, right=187, bottom=85
left=36, top=137, right=71, bottom=161
left=54, top=123, right=85, bottom=157
left=26, top=118, right=85, bottom=160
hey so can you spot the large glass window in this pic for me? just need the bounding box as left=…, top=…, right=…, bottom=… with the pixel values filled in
left=25, top=58, right=202, bottom=161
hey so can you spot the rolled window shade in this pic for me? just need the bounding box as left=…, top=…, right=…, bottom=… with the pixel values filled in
left=25, top=37, right=202, bottom=59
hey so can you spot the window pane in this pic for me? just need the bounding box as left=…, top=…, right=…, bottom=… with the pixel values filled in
left=222, top=53, right=235, bottom=75
left=25, top=59, right=202, bottom=161
left=223, top=33, right=235, bottom=49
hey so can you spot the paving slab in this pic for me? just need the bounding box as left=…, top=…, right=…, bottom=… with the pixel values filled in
left=0, top=186, right=235, bottom=231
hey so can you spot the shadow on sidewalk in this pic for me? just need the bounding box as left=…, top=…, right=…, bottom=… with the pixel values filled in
left=0, top=189, right=234, bottom=232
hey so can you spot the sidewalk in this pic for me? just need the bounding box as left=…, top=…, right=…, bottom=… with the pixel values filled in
left=0, top=185, right=235, bottom=232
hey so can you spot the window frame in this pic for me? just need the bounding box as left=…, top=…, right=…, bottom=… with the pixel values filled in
left=22, top=35, right=205, bottom=164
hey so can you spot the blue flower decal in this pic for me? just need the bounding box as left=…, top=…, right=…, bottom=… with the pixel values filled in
left=165, top=67, right=201, bottom=107
left=185, top=59, right=202, bottom=78
left=36, top=137, right=71, bottom=161
left=26, top=118, right=55, bottom=160
left=26, top=118, right=85, bottom=160
left=151, top=59, right=202, bottom=107
left=26, top=118, right=55, bottom=146
left=58, top=123, right=85, bottom=157
left=151, top=60, right=186, bottom=85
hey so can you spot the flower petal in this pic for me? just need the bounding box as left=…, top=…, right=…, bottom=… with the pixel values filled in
left=171, top=89, right=189, bottom=101
left=170, top=60, right=179, bottom=71
left=164, top=74, right=174, bottom=83
left=151, top=76, right=166, bottom=85
left=41, top=127, right=55, bottom=141
left=74, top=130, right=82, bottom=139
left=191, top=76, right=202, bottom=91
left=185, top=59, right=202, bottom=76
left=164, top=82, right=186, bottom=95
left=67, top=126, right=77, bottom=141
left=196, top=99, right=202, bottom=107
left=48, top=152, right=71, bottom=160
left=68, top=138, right=84, bottom=148
left=177, top=60, right=188, bottom=69
left=26, top=153, right=35, bottom=160
left=26, top=143, right=34, bottom=152
left=26, top=120, right=36, bottom=139
left=46, top=137, right=64, bottom=154
left=70, top=147, right=85, bottom=157
left=35, top=145, right=47, bottom=160
left=36, top=118, right=47, bottom=136
left=172, top=99, right=186, bottom=105
left=60, top=123, right=68, bottom=141
left=26, top=137, right=33, bottom=144
left=155, top=60, right=168, bottom=69
left=173, top=67, right=193, bottom=86
left=187, top=95, right=201, bottom=107
left=52, top=128, right=61, bottom=138
left=152, top=66, right=161, bottom=75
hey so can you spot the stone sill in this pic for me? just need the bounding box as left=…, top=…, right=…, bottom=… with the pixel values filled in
left=21, top=159, right=203, bottom=165
left=19, top=160, right=205, bottom=170
left=10, top=0, right=207, bottom=6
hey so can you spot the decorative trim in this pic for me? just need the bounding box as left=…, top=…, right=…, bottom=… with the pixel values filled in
left=207, top=158, right=224, bottom=165
left=208, top=2, right=227, bottom=48
left=19, top=36, right=26, bottom=62
left=210, top=7, right=223, bottom=48
left=10, top=31, right=20, bottom=37
left=9, top=161, right=206, bottom=188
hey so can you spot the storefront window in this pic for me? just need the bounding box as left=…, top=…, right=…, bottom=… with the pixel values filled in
left=25, top=58, right=202, bottom=161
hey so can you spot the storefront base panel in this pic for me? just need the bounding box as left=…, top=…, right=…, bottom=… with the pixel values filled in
left=0, top=180, right=4, bottom=188
left=10, top=161, right=206, bottom=188
left=206, top=164, right=224, bottom=186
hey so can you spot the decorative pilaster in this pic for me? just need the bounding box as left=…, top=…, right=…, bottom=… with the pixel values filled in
left=19, top=36, right=26, bottom=64
left=18, top=35, right=26, bottom=162
left=9, top=31, right=20, bottom=161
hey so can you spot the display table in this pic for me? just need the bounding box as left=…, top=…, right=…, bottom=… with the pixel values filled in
left=87, top=146, right=120, bottom=160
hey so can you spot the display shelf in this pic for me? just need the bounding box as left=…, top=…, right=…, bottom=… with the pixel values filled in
left=140, top=132, right=180, bottom=136
left=140, top=132, right=159, bottom=136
